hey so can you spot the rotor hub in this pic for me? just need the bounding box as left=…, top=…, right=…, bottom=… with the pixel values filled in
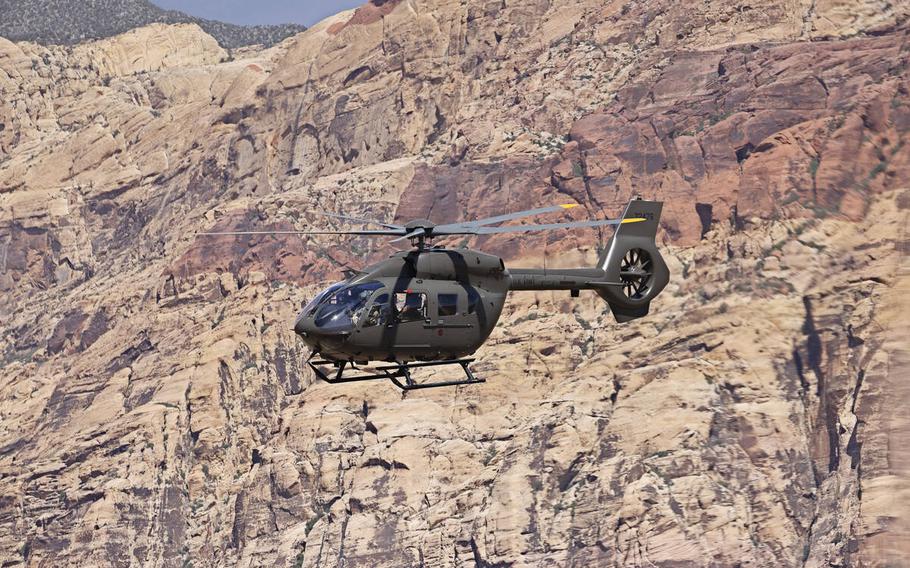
left=404, top=219, right=436, bottom=232
left=402, top=219, right=437, bottom=249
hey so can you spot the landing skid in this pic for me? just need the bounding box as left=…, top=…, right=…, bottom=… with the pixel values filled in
left=307, top=355, right=485, bottom=390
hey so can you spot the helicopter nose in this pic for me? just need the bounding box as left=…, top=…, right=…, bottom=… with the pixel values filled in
left=294, top=316, right=324, bottom=353
left=294, top=313, right=314, bottom=336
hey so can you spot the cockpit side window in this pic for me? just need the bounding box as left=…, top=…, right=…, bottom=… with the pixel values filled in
left=313, top=281, right=383, bottom=331
left=363, top=293, right=390, bottom=327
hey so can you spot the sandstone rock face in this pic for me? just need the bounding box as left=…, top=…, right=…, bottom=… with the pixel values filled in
left=0, top=3, right=908, bottom=567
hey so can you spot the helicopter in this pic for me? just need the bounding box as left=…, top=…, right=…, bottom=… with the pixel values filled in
left=202, top=197, right=669, bottom=390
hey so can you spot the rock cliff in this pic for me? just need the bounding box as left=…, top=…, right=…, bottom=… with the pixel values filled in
left=0, top=1, right=908, bottom=566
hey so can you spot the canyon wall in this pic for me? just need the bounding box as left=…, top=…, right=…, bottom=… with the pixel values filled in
left=0, top=1, right=908, bottom=566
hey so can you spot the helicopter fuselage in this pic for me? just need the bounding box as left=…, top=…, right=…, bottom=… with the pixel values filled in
left=294, top=248, right=511, bottom=363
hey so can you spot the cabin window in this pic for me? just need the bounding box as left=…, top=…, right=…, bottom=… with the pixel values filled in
left=437, top=293, right=458, bottom=317
left=396, top=292, right=426, bottom=322
left=467, top=287, right=481, bottom=314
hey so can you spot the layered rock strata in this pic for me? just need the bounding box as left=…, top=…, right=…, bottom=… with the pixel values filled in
left=0, top=1, right=908, bottom=566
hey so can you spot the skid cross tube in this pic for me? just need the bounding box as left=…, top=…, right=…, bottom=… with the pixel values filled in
left=307, top=356, right=485, bottom=390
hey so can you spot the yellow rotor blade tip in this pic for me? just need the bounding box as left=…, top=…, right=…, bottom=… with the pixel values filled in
left=622, top=217, right=646, bottom=223
left=560, top=204, right=579, bottom=209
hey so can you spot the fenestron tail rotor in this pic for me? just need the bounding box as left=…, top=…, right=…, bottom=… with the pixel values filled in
left=619, top=248, right=654, bottom=300
left=198, top=204, right=644, bottom=248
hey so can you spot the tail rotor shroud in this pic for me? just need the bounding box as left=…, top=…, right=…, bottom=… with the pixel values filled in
left=594, top=199, right=670, bottom=322
left=619, top=248, right=654, bottom=301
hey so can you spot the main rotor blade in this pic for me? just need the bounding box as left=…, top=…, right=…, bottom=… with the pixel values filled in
left=310, top=211, right=404, bottom=230
left=389, top=227, right=426, bottom=243
left=435, top=217, right=645, bottom=235
left=437, top=203, right=580, bottom=231
left=198, top=229, right=406, bottom=237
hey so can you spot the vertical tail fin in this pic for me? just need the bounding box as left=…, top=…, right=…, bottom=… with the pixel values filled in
left=596, top=198, right=670, bottom=322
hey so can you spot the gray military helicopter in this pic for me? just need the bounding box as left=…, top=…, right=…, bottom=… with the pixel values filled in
left=203, top=198, right=669, bottom=390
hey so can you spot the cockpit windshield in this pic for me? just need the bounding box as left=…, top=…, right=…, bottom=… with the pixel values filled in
left=312, top=281, right=384, bottom=332
left=302, top=282, right=346, bottom=317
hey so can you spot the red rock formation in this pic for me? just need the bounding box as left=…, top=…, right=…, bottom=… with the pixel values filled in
left=1, top=3, right=909, bottom=567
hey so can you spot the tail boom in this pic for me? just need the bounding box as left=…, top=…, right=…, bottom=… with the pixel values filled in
left=507, top=268, right=606, bottom=291
left=506, top=198, right=669, bottom=323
